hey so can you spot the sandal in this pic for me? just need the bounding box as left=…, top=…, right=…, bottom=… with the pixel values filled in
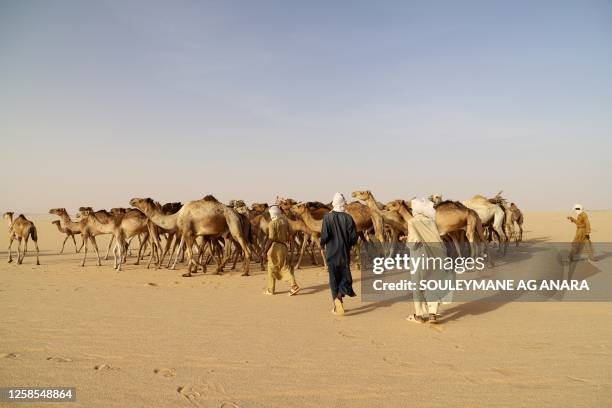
left=289, top=286, right=300, bottom=296
left=406, top=314, right=426, bottom=324
left=263, top=290, right=274, bottom=295
left=428, top=313, right=438, bottom=324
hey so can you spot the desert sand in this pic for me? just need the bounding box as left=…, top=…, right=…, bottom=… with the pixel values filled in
left=1, top=212, right=611, bottom=407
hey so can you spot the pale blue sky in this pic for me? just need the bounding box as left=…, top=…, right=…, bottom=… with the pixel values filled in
left=1, top=0, right=611, bottom=212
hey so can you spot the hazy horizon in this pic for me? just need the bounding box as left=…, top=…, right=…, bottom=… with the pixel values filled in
left=1, top=0, right=611, bottom=212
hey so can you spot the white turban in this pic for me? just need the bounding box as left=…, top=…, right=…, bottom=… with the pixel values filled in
left=411, top=197, right=436, bottom=220
left=269, top=205, right=282, bottom=220
left=573, top=204, right=583, bottom=214
left=332, top=192, right=346, bottom=212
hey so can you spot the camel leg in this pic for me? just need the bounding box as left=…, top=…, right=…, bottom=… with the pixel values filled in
left=135, top=231, right=148, bottom=265
left=16, top=238, right=23, bottom=264
left=181, top=235, right=197, bottom=277
left=81, top=235, right=89, bottom=266
left=77, top=237, right=85, bottom=253
left=114, top=234, right=126, bottom=272
left=215, top=237, right=231, bottom=274
left=159, top=233, right=174, bottom=268
left=7, top=236, right=14, bottom=263
left=71, top=235, right=78, bottom=253
left=294, top=234, right=309, bottom=269
left=33, top=239, right=40, bottom=265
left=60, top=235, right=69, bottom=254
left=90, top=236, right=101, bottom=266
left=171, top=235, right=185, bottom=270
left=23, top=237, right=28, bottom=257
left=234, top=236, right=251, bottom=276
left=104, top=235, right=114, bottom=260
left=314, top=238, right=327, bottom=269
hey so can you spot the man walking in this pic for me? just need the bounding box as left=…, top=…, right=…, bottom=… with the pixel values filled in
left=263, top=205, right=300, bottom=296
left=320, top=193, right=358, bottom=315
left=567, top=204, right=594, bottom=261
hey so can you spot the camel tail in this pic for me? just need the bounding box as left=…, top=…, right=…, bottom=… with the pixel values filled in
left=30, top=225, right=38, bottom=242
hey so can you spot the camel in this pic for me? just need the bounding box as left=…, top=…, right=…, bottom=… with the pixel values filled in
left=49, top=208, right=85, bottom=253
left=352, top=191, right=386, bottom=242
left=386, top=199, right=490, bottom=260
left=130, top=195, right=251, bottom=276
left=3, top=212, right=40, bottom=265
left=51, top=220, right=81, bottom=253
left=77, top=207, right=149, bottom=270
left=353, top=190, right=407, bottom=241
left=463, top=194, right=508, bottom=255
left=277, top=198, right=327, bottom=268
left=289, top=202, right=328, bottom=268
left=509, top=202, right=524, bottom=245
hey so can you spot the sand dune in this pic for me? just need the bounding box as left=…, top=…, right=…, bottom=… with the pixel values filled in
left=1, top=212, right=611, bottom=407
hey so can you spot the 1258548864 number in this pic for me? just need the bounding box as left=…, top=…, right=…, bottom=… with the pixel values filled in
left=0, top=387, right=76, bottom=402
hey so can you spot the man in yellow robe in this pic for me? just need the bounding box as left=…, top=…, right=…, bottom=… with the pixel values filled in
left=263, top=205, right=300, bottom=296
left=567, top=204, right=594, bottom=261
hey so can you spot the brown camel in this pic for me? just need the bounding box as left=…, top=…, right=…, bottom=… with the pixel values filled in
left=386, top=199, right=490, bottom=260
left=289, top=202, right=328, bottom=268
left=3, top=212, right=40, bottom=265
left=49, top=208, right=85, bottom=253
left=277, top=198, right=327, bottom=268
left=352, top=190, right=386, bottom=242
left=130, top=195, right=251, bottom=276
left=509, top=202, right=524, bottom=245
left=51, top=220, right=81, bottom=253
left=78, top=207, right=148, bottom=271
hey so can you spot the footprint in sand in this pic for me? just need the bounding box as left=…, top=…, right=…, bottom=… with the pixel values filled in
left=177, top=386, right=200, bottom=401
left=1, top=353, right=20, bottom=359
left=94, top=364, right=120, bottom=371
left=154, top=368, right=176, bottom=378
left=47, top=357, right=72, bottom=363
left=145, top=282, right=158, bottom=287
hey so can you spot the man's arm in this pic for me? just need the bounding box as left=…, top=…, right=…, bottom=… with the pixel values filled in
left=320, top=215, right=330, bottom=247
left=348, top=216, right=358, bottom=247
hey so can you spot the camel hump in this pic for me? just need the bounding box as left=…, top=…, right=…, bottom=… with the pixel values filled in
left=202, top=195, right=219, bottom=203
left=306, top=201, right=330, bottom=210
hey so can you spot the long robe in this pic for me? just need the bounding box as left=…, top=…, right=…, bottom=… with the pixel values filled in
left=266, top=216, right=296, bottom=292
left=569, top=212, right=594, bottom=259
left=320, top=211, right=358, bottom=299
left=407, top=213, right=453, bottom=314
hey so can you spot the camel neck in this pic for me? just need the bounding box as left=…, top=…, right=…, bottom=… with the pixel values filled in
left=399, top=206, right=413, bottom=223
left=301, top=209, right=322, bottom=232
left=148, top=210, right=178, bottom=231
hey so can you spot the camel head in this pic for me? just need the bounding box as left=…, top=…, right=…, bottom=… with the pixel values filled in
left=352, top=190, right=372, bottom=201
left=278, top=198, right=297, bottom=212
left=230, top=200, right=248, bottom=215
left=385, top=200, right=403, bottom=212
left=250, top=203, right=269, bottom=213
left=130, top=198, right=161, bottom=214
left=3, top=212, right=13, bottom=221
left=49, top=208, right=68, bottom=216
left=429, top=194, right=443, bottom=205
left=291, top=202, right=308, bottom=216
left=110, top=208, right=127, bottom=216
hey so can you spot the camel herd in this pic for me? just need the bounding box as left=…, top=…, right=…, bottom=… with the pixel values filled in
left=3, top=191, right=524, bottom=274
